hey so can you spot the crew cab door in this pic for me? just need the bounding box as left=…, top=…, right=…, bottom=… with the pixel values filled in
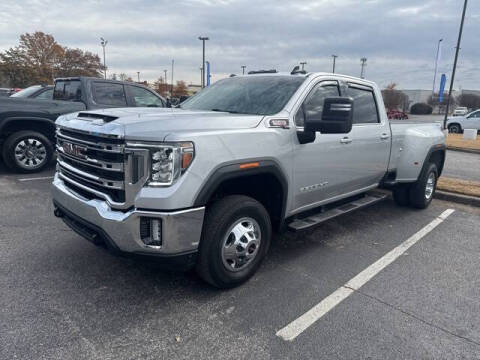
left=292, top=80, right=390, bottom=213
left=292, top=80, right=351, bottom=211
left=341, top=82, right=391, bottom=191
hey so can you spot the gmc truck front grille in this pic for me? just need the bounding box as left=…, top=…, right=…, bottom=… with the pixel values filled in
left=56, top=127, right=149, bottom=209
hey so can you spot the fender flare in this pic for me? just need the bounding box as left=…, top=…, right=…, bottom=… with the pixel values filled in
left=421, top=143, right=446, bottom=177
left=193, top=159, right=289, bottom=229
left=0, top=116, right=56, bottom=135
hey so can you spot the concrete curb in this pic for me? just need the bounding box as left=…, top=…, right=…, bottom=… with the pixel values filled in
left=446, top=146, right=480, bottom=155
left=434, top=190, right=480, bottom=207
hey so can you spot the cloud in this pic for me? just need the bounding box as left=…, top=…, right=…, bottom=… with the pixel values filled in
left=0, top=0, right=479, bottom=89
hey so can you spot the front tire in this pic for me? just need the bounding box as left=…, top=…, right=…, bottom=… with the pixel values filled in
left=448, top=123, right=462, bottom=134
left=2, top=131, right=53, bottom=173
left=196, top=195, right=271, bottom=288
left=409, top=163, right=438, bottom=209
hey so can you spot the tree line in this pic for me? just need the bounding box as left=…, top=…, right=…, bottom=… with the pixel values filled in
left=0, top=32, right=104, bottom=87
left=382, top=83, right=480, bottom=112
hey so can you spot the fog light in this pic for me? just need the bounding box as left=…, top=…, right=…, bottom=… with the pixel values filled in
left=140, top=217, right=162, bottom=247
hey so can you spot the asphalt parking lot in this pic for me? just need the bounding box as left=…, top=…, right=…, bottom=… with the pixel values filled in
left=1, top=164, right=480, bottom=359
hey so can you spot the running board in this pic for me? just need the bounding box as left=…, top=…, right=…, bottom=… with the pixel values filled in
left=288, top=191, right=388, bottom=232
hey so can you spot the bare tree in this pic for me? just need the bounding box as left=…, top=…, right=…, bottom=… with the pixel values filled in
left=172, top=81, right=189, bottom=97
left=456, top=93, right=480, bottom=110
left=381, top=83, right=408, bottom=111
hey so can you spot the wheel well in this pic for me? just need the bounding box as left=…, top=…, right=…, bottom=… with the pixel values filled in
left=448, top=122, right=462, bottom=129
left=428, top=150, right=445, bottom=176
left=0, top=120, right=55, bottom=141
left=205, top=173, right=285, bottom=232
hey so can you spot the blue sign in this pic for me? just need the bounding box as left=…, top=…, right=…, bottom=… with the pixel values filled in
left=206, top=61, right=211, bottom=86
left=439, top=74, right=446, bottom=102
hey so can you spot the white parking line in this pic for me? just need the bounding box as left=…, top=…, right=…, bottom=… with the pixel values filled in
left=276, top=208, right=456, bottom=341
left=18, top=176, right=54, bottom=182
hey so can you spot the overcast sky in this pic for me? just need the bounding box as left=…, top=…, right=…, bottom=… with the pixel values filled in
left=1, top=0, right=479, bottom=89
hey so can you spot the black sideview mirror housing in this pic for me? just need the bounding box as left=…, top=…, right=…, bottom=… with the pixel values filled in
left=304, top=97, right=354, bottom=134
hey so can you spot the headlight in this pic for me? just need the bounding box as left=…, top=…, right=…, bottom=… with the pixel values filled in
left=149, top=142, right=194, bottom=186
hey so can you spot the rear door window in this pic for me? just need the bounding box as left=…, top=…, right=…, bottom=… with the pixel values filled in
left=344, top=85, right=379, bottom=124
left=92, top=82, right=127, bottom=106
left=54, top=80, right=82, bottom=101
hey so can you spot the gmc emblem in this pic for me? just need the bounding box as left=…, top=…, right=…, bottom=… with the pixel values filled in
left=63, top=142, right=87, bottom=159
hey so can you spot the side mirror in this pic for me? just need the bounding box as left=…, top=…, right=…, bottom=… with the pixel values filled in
left=304, top=97, right=353, bottom=134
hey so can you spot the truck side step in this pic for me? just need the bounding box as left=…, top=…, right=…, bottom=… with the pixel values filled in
left=288, top=191, right=388, bottom=232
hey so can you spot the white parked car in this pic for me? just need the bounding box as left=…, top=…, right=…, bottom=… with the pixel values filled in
left=446, top=109, right=480, bottom=133
left=453, top=107, right=469, bottom=116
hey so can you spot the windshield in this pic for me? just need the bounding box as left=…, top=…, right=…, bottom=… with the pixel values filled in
left=54, top=80, right=82, bottom=101
left=10, top=85, right=42, bottom=98
left=181, top=76, right=305, bottom=115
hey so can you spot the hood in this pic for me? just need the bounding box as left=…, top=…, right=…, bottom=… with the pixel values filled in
left=56, top=107, right=264, bottom=141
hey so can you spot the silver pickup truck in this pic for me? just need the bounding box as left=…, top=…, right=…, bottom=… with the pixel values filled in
left=52, top=71, right=446, bottom=288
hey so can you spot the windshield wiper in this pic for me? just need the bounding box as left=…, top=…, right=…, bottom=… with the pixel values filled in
left=210, top=108, right=241, bottom=114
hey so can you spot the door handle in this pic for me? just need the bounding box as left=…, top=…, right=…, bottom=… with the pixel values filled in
left=380, top=133, right=390, bottom=140
left=340, top=137, right=352, bottom=144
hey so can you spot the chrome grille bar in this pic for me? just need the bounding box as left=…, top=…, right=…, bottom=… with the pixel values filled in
left=56, top=129, right=123, bottom=153
left=57, top=145, right=124, bottom=172
left=58, top=160, right=124, bottom=190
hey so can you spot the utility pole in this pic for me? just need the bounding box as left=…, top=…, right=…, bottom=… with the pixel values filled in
left=171, top=59, right=174, bottom=96
left=198, top=36, right=209, bottom=88
left=444, top=0, right=468, bottom=129
left=137, top=71, right=140, bottom=82
left=200, top=67, right=203, bottom=87
left=164, top=69, right=168, bottom=95
left=100, top=37, right=108, bottom=79
left=300, top=62, right=307, bottom=71
left=331, top=55, right=338, bottom=73
left=241, top=65, right=246, bottom=75
left=360, top=57, right=367, bottom=79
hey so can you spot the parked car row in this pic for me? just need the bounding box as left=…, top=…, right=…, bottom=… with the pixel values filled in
left=0, top=88, right=21, bottom=97
left=0, top=77, right=165, bottom=173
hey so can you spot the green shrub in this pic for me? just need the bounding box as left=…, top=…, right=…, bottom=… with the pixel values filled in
left=410, top=103, right=433, bottom=115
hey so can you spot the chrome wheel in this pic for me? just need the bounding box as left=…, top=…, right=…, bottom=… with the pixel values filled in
left=221, top=217, right=261, bottom=272
left=14, top=138, right=47, bottom=170
left=425, top=172, right=436, bottom=200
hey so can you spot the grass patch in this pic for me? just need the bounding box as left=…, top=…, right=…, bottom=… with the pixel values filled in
left=446, top=134, right=480, bottom=151
left=437, top=177, right=480, bottom=197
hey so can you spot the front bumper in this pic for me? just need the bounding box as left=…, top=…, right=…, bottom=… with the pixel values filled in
left=51, top=174, right=205, bottom=261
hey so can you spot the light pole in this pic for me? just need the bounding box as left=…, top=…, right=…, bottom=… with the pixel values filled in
left=360, top=57, right=367, bottom=79
left=100, top=37, right=108, bottom=79
left=198, top=36, right=209, bottom=88
left=164, top=69, right=168, bottom=95
left=300, top=62, right=307, bottom=71
left=137, top=71, right=140, bottom=82
left=171, top=59, right=174, bottom=96
left=444, top=0, right=468, bottom=129
left=241, top=65, right=246, bottom=75
left=432, top=39, right=443, bottom=98
left=331, top=55, right=338, bottom=73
